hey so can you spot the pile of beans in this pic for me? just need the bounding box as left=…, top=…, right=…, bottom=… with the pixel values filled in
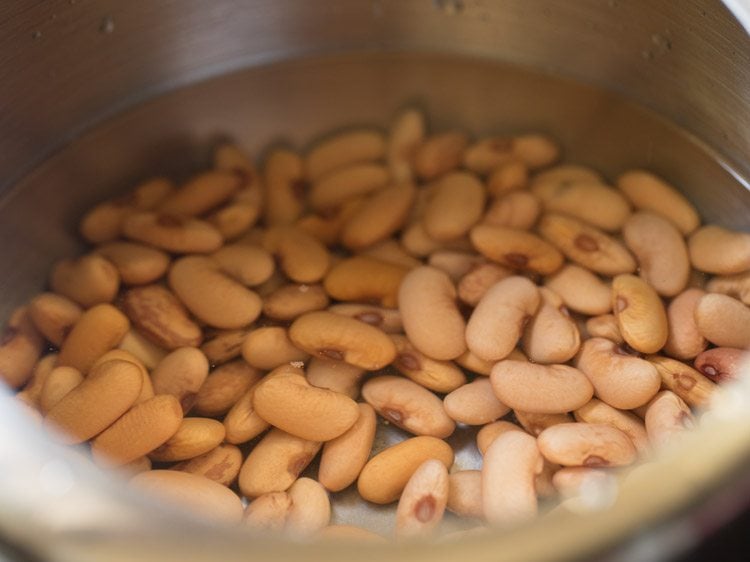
left=1, top=107, right=750, bottom=541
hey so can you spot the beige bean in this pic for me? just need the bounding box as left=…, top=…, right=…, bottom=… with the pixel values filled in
left=530, top=164, right=602, bottom=188
left=265, top=225, right=331, bottom=283
left=306, top=129, right=386, bottom=181
left=391, top=334, right=466, bottom=393
left=44, top=359, right=142, bottom=444
left=357, top=436, right=454, bottom=504
left=457, top=262, right=512, bottom=306
left=151, top=347, right=209, bottom=413
left=319, top=403, right=376, bottom=492
left=648, top=355, right=717, bottom=409
left=623, top=212, right=690, bottom=297
left=388, top=107, right=425, bottom=183
left=27, top=293, right=82, bottom=347
left=471, top=224, right=564, bottom=274
left=538, top=213, right=636, bottom=275
left=395, top=459, right=449, bottom=539
left=544, top=265, right=611, bottom=316
left=476, top=421, right=525, bottom=454
left=584, top=314, right=624, bottom=344
left=482, top=190, right=541, bottom=231
left=482, top=431, right=543, bottom=526
left=511, top=133, right=560, bottom=169
left=401, top=222, right=473, bottom=257
left=296, top=197, right=363, bottom=246
left=50, top=253, right=120, bottom=308
left=193, top=359, right=261, bottom=417
left=486, top=159, right=529, bottom=196
left=210, top=244, right=275, bottom=287
left=309, top=163, right=389, bottom=212
left=241, top=327, right=308, bottom=370
left=706, top=271, right=750, bottom=305
left=414, top=131, right=469, bottom=180
left=616, top=170, right=699, bottom=235
left=466, top=276, right=541, bottom=362
left=208, top=196, right=261, bottom=241
left=305, top=358, right=365, bottom=399
left=0, top=307, right=44, bottom=388
left=263, top=148, right=305, bottom=226
left=122, top=285, right=202, bottom=350
left=130, top=470, right=243, bottom=523
left=223, top=382, right=269, bottom=444
left=462, top=136, right=514, bottom=175
left=574, top=399, right=649, bottom=456
left=159, top=171, right=240, bottom=217
left=362, top=375, right=455, bottom=438
left=95, top=241, right=170, bottom=285
left=612, top=274, right=669, bottom=353
left=200, top=328, right=250, bottom=366
left=537, top=423, right=636, bottom=467
left=130, top=177, right=176, bottom=210
left=16, top=353, right=58, bottom=408
left=39, top=366, right=84, bottom=414
left=522, top=287, right=580, bottom=364
left=328, top=303, right=403, bottom=334
left=122, top=212, right=223, bottom=253
left=173, top=443, right=243, bottom=486
left=423, top=172, right=486, bottom=241
left=263, top=283, right=329, bottom=321
left=575, top=338, right=660, bottom=410
left=513, top=411, right=573, bottom=437
left=118, top=329, right=167, bottom=369
left=490, top=360, right=594, bottom=414
left=149, top=417, right=226, bottom=462
left=91, top=394, right=183, bottom=467
left=552, top=467, right=611, bottom=498
left=213, top=142, right=256, bottom=175
left=238, top=428, right=322, bottom=498
left=57, top=304, right=130, bottom=373
left=532, top=181, right=631, bottom=232
left=169, top=256, right=262, bottom=329
left=244, top=492, right=292, bottom=532
left=324, top=256, right=408, bottom=308
left=664, top=289, right=708, bottom=360
left=253, top=365, right=359, bottom=441
left=694, top=347, right=748, bottom=383
left=285, top=478, right=332, bottom=537
left=447, top=470, right=483, bottom=519
left=360, top=238, right=422, bottom=269
left=428, top=251, right=485, bottom=282
left=644, top=390, right=694, bottom=449
left=91, top=349, right=153, bottom=404
left=79, top=200, right=133, bottom=244
left=340, top=183, right=416, bottom=250
left=454, top=348, right=501, bottom=376
left=444, top=377, right=510, bottom=425
left=694, top=293, right=750, bottom=348
left=289, top=311, right=396, bottom=370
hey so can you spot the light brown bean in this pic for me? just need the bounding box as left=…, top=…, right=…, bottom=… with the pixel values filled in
left=305, top=357, right=365, bottom=399
left=612, top=274, right=669, bottom=353
left=0, top=307, right=44, bottom=388
left=318, top=403, right=376, bottom=492
left=423, top=172, right=486, bottom=241
left=123, top=212, right=223, bottom=253
left=476, top=421, right=525, bottom=454
left=443, top=377, right=510, bottom=425
left=209, top=195, right=261, bottom=242
left=159, top=171, right=240, bottom=216
left=395, top=459, right=449, bottom=539
left=263, top=148, right=305, bottom=226
left=341, top=183, right=417, bottom=250
left=309, top=163, right=389, bottom=212
left=118, top=329, right=167, bottom=369
left=211, top=244, right=275, bottom=287
left=584, top=314, right=623, bottom=344
left=530, top=164, right=602, bottom=188
left=482, top=190, right=541, bottom=231
left=193, top=359, right=261, bottom=417
left=391, top=334, right=467, bottom=393
left=401, top=222, right=473, bottom=258
left=223, top=382, right=269, bottom=444
left=647, top=355, right=717, bottom=409
left=306, top=129, right=386, bottom=181
left=537, top=423, right=637, bottom=468
left=447, top=470, right=483, bottom=519
left=694, top=347, right=748, bottom=383
left=428, top=251, right=485, bottom=282
left=149, top=417, right=226, bottom=462
left=574, top=399, right=649, bottom=456
left=27, top=293, right=83, bottom=347
left=50, top=253, right=120, bottom=308
left=173, top=443, right=243, bottom=487
left=532, top=180, right=631, bottom=232
left=486, top=160, right=529, bottom=196
left=471, top=224, right=564, bottom=274
left=462, top=136, right=514, bottom=174
left=694, top=293, right=750, bottom=349
left=544, top=265, right=611, bottom=316
left=512, top=133, right=560, bottom=169
left=706, top=271, right=750, bottom=306
left=151, top=347, right=209, bottom=413
left=79, top=200, right=133, bottom=244
left=513, top=411, right=573, bottom=437
left=414, top=132, right=469, bottom=180
left=552, top=467, right=611, bottom=498
left=324, top=256, right=408, bottom=308
left=285, top=478, right=332, bottom=537
left=244, top=492, right=292, bottom=532
left=39, top=366, right=84, bottom=414
left=360, top=238, right=422, bottom=269
left=241, top=327, right=309, bottom=370
left=664, top=289, right=708, bottom=360
left=456, top=262, right=512, bottom=306
left=95, top=241, right=170, bottom=285
left=130, top=177, right=176, bottom=210
left=16, top=353, right=58, bottom=408
left=91, top=349, right=153, bottom=404
left=328, top=303, right=403, bottom=334
left=200, top=328, right=249, bottom=366
left=388, top=108, right=425, bottom=183
left=264, top=225, right=331, bottom=284
left=522, top=287, right=580, bottom=364
left=644, top=390, right=695, bottom=449
left=57, top=304, right=130, bottom=374
left=263, top=283, right=329, bottom=321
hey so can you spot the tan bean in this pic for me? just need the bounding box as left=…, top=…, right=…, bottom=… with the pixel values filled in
left=584, top=314, right=623, bottom=344
left=169, top=256, right=262, bottom=329
left=296, top=197, right=364, bottom=246
left=423, top=172, right=486, bottom=241
left=289, top=311, right=396, bottom=370
left=213, top=142, right=256, bottom=175
left=395, top=459, right=449, bottom=539
left=482, top=431, right=543, bottom=526
left=118, top=329, right=167, bottom=369
left=552, top=467, right=611, bottom=498
left=91, top=394, right=183, bottom=467
left=466, top=276, right=541, bottom=362
left=695, top=347, right=748, bottom=383
left=151, top=347, right=209, bottom=413
left=263, top=148, right=305, bottom=226
left=57, top=304, right=130, bottom=373
left=264, top=225, right=331, bottom=284
left=253, top=365, right=359, bottom=441
left=490, top=360, right=593, bottom=414
left=328, top=303, right=403, bottom=334
left=238, top=428, right=322, bottom=498
left=616, top=170, right=699, bottom=235
left=663, top=288, right=708, bottom=360
left=612, top=274, right=669, bottom=353
left=414, top=131, right=469, bottom=180
left=513, top=411, right=573, bottom=437
left=391, top=334, right=466, bottom=393
left=482, top=190, right=541, bottom=231
left=462, top=136, right=514, bottom=175
left=401, top=222, right=473, bottom=258
left=538, top=213, right=636, bottom=275
left=223, top=382, right=269, bottom=444
left=644, top=390, right=694, bottom=449
left=486, top=159, right=529, bottom=196
left=262, top=283, right=329, bottom=321
left=454, top=348, right=498, bottom=376
left=574, top=399, right=649, bottom=456
left=44, top=359, right=142, bottom=444
left=285, top=478, right=332, bottom=536
left=305, top=358, right=365, bottom=399
left=0, top=307, right=44, bottom=388
left=530, top=164, right=602, bottom=188
left=319, top=403, right=377, bottom=492
left=648, top=355, right=717, bottom=409
left=447, top=470, right=483, bottom=519
left=130, top=470, right=243, bottom=523
left=210, top=244, right=274, bottom=287
left=532, top=181, right=631, bottom=232
left=244, top=492, right=292, bottom=532
left=357, top=436, right=454, bottom=504
left=130, top=177, right=176, bottom=210
left=428, top=251, right=486, bottom=282
left=476, top=421, right=525, bottom=454
left=309, top=163, right=389, bottom=212
left=122, top=212, right=223, bottom=253
left=95, top=241, right=170, bottom=285
left=575, top=338, right=660, bottom=410
left=159, top=171, right=240, bottom=216
left=512, top=133, right=560, bottom=169
left=241, top=327, right=308, bottom=370
left=324, top=256, right=408, bottom=308
left=522, top=287, right=580, bottom=364
left=208, top=196, right=261, bottom=241
left=388, top=108, right=425, bottom=183
left=91, top=349, right=153, bottom=404
left=360, top=238, right=422, bottom=269
left=471, top=224, right=564, bottom=274
left=149, top=417, right=226, bottom=462
left=16, top=353, right=58, bottom=408
left=79, top=200, right=133, bottom=244
left=200, top=328, right=249, bottom=366
left=706, top=271, right=750, bottom=306
left=694, top=293, right=750, bottom=348
left=193, top=359, right=261, bottom=417
left=318, top=525, right=386, bottom=542
left=27, top=293, right=81, bottom=348
left=456, top=262, right=512, bottom=306
left=340, top=183, right=416, bottom=250
left=362, top=375, right=455, bottom=438
left=39, top=366, right=84, bottom=413
left=544, top=265, right=611, bottom=316
left=306, top=129, right=386, bottom=181
left=50, top=253, right=120, bottom=308
left=444, top=377, right=510, bottom=425
left=537, top=423, right=636, bottom=468
left=173, top=443, right=243, bottom=487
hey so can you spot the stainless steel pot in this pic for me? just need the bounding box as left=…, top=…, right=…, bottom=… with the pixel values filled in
left=1, top=1, right=750, bottom=561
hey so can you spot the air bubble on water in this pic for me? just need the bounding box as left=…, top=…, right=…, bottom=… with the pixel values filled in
left=31, top=30, right=42, bottom=40
left=434, top=0, right=464, bottom=16
left=99, top=15, right=115, bottom=34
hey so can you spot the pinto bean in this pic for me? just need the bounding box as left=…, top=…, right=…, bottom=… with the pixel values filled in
left=647, top=355, right=717, bottom=409
left=395, top=459, right=449, bottom=539
left=612, top=274, right=669, bottom=354
left=694, top=347, right=748, bottom=383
